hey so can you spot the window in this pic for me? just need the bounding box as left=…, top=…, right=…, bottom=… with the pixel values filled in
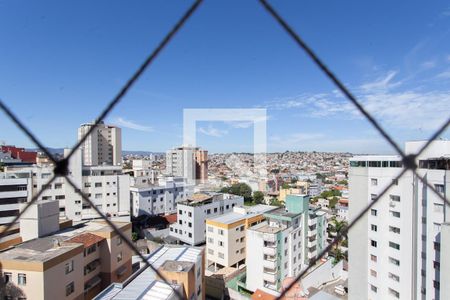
left=389, top=226, right=400, bottom=234
left=370, top=240, right=377, bottom=247
left=54, top=183, right=63, bottom=189
left=240, top=237, right=244, bottom=242
left=390, top=195, right=400, bottom=202
left=435, top=184, right=444, bottom=194
left=434, top=242, right=440, bottom=252
left=208, top=237, right=214, bottom=243
left=208, top=226, right=213, bottom=233
left=18, top=273, right=26, bottom=285
left=370, top=194, right=377, bottom=201
left=433, top=280, right=440, bottom=290
left=389, top=241, right=400, bottom=250
left=117, top=252, right=123, bottom=262
left=95, top=193, right=102, bottom=199
left=284, top=237, right=288, bottom=243
left=188, top=212, right=192, bottom=217
left=218, top=241, right=224, bottom=247
left=117, top=237, right=122, bottom=245
left=390, top=210, right=400, bottom=218
left=218, top=252, right=224, bottom=259
left=188, top=222, right=192, bottom=228
left=65, top=260, right=74, bottom=274
left=371, top=224, right=377, bottom=232
left=218, top=229, right=224, bottom=235
left=370, top=254, right=377, bottom=262
left=206, top=209, right=211, bottom=214
left=388, top=288, right=400, bottom=298
left=370, top=269, right=377, bottom=277
left=208, top=248, right=214, bottom=255
left=188, top=232, right=192, bottom=237
left=433, top=261, right=440, bottom=270
left=371, top=178, right=378, bottom=186
left=389, top=257, right=400, bottom=266
left=370, top=209, right=377, bottom=216
left=66, top=282, right=75, bottom=296
left=4, top=272, right=12, bottom=283
left=370, top=284, right=377, bottom=293
left=95, top=182, right=102, bottom=187
left=388, top=272, right=400, bottom=282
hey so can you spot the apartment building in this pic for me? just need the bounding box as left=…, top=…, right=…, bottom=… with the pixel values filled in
left=95, top=245, right=205, bottom=300
left=3, top=148, right=130, bottom=222
left=246, top=196, right=310, bottom=293
left=169, top=193, right=244, bottom=245
left=348, top=140, right=450, bottom=300
left=78, top=121, right=122, bottom=166
left=0, top=201, right=132, bottom=300
left=205, top=205, right=276, bottom=272
left=0, top=173, right=30, bottom=225
left=307, top=208, right=327, bottom=263
left=130, top=177, right=192, bottom=217
left=166, top=146, right=208, bottom=184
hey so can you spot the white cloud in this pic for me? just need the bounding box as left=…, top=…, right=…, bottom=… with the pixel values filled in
left=266, top=70, right=450, bottom=132
left=113, top=117, right=154, bottom=132
left=421, top=60, right=437, bottom=69
left=437, top=70, right=450, bottom=79
left=198, top=125, right=228, bottom=137
left=360, top=70, right=399, bottom=91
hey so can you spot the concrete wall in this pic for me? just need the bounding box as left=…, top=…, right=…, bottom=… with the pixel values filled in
left=302, top=259, right=344, bottom=290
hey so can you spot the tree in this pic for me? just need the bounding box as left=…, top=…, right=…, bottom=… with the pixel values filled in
left=337, top=179, right=348, bottom=185
left=270, top=198, right=283, bottom=207
left=221, top=183, right=252, bottom=202
left=281, top=183, right=290, bottom=189
left=253, top=191, right=264, bottom=204
left=331, top=248, right=345, bottom=265
left=132, top=232, right=139, bottom=242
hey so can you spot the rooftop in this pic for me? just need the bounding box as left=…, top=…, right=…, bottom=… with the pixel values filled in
left=264, top=207, right=300, bottom=219
left=95, top=245, right=203, bottom=300
left=66, top=232, right=106, bottom=248
left=160, top=260, right=194, bottom=273
left=251, top=222, right=283, bottom=234
left=208, top=205, right=276, bottom=225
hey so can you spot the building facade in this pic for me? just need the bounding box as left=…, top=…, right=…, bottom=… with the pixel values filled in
left=0, top=174, right=30, bottom=225
left=169, top=193, right=244, bottom=245
left=130, top=177, right=191, bottom=217
left=166, top=146, right=208, bottom=184
left=0, top=201, right=132, bottom=300
left=348, top=140, right=450, bottom=300
left=78, top=121, right=122, bottom=166
left=205, top=205, right=276, bottom=272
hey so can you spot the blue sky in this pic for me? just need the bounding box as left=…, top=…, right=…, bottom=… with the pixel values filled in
left=1, top=0, right=449, bottom=154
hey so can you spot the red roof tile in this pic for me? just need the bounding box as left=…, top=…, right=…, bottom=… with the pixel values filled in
left=163, top=213, right=177, bottom=224
left=66, top=233, right=105, bottom=248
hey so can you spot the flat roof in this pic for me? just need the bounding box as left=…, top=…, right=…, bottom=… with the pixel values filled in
left=0, top=236, right=81, bottom=263
left=265, top=207, right=300, bottom=219
left=250, top=222, right=283, bottom=234
left=208, top=205, right=276, bottom=225
left=95, top=245, right=202, bottom=300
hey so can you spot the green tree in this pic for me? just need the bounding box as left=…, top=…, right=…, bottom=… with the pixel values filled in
left=131, top=232, right=139, bottom=242
left=281, top=182, right=290, bottom=189
left=337, top=179, right=348, bottom=185
left=221, top=183, right=252, bottom=202
left=270, top=198, right=283, bottom=207
left=253, top=191, right=264, bottom=204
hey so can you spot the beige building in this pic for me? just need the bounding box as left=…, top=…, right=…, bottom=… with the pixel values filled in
left=279, top=181, right=309, bottom=203
left=0, top=208, right=132, bottom=300
left=195, top=149, right=208, bottom=183
left=78, top=121, right=122, bottom=166
left=205, top=205, right=276, bottom=272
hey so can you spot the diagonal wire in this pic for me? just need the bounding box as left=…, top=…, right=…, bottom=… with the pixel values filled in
left=276, top=167, right=408, bottom=299
left=64, top=176, right=184, bottom=300
left=0, top=175, right=58, bottom=239
left=414, top=118, right=450, bottom=158
left=0, top=100, right=57, bottom=165
left=258, top=0, right=405, bottom=158
left=65, top=0, right=203, bottom=163
left=415, top=171, right=450, bottom=207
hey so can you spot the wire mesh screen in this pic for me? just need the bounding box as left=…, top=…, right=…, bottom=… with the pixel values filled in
left=0, top=1, right=449, bottom=299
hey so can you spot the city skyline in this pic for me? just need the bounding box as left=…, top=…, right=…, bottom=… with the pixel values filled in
left=1, top=1, right=450, bottom=153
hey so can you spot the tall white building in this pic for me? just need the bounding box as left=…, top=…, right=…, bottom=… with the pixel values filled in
left=78, top=121, right=122, bottom=166
left=166, top=146, right=208, bottom=184
left=0, top=173, right=31, bottom=225
left=348, top=140, right=450, bottom=300
left=3, top=148, right=130, bottom=222
left=169, top=192, right=244, bottom=245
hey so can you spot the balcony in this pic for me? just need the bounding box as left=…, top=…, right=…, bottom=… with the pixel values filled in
left=308, top=218, right=317, bottom=226
left=263, top=234, right=277, bottom=243
left=263, top=259, right=277, bottom=269
left=263, top=247, right=277, bottom=256
left=262, top=270, right=277, bottom=282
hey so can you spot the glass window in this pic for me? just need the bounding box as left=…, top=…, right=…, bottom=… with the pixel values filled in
left=65, top=260, right=74, bottom=274
left=18, top=273, right=26, bottom=285
left=66, top=282, right=75, bottom=296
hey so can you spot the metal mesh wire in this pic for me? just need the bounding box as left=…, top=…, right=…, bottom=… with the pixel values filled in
left=0, top=1, right=449, bottom=299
